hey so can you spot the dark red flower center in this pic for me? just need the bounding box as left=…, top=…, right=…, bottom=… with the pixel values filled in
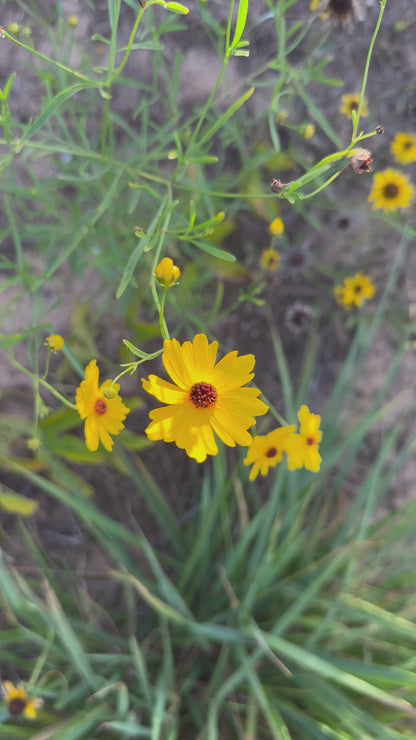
left=327, top=0, right=353, bottom=16
left=190, top=382, right=217, bottom=409
left=265, top=446, right=277, bottom=458
left=354, top=284, right=362, bottom=293
left=95, top=398, right=107, bottom=416
left=9, top=698, right=27, bottom=716
left=384, top=183, right=399, bottom=199
left=307, top=437, right=315, bottom=446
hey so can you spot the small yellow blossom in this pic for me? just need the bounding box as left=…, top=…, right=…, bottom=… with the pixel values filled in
left=302, top=123, right=315, bottom=139
left=284, top=405, right=322, bottom=472
left=75, top=360, right=130, bottom=451
left=334, top=272, right=376, bottom=310
left=269, top=217, right=284, bottom=236
left=8, top=22, right=20, bottom=34
left=310, top=0, right=320, bottom=11
left=67, top=15, right=79, bottom=27
left=46, top=334, right=64, bottom=352
left=142, top=333, right=268, bottom=463
left=368, top=169, right=414, bottom=212
left=260, top=248, right=280, bottom=271
left=155, top=257, right=180, bottom=287
left=390, top=132, right=416, bottom=165
left=1, top=681, right=43, bottom=719
left=339, top=94, right=368, bottom=119
left=244, top=426, right=296, bottom=481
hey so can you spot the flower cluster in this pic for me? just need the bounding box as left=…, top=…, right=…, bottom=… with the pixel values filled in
left=334, top=272, right=375, bottom=310
left=244, top=405, right=322, bottom=480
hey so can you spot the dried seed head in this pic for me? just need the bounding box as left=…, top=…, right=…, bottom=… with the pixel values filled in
left=350, top=148, right=373, bottom=174
left=376, top=125, right=384, bottom=135
left=270, top=178, right=284, bottom=194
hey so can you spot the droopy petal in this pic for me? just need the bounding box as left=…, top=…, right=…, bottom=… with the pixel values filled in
left=85, top=415, right=100, bottom=451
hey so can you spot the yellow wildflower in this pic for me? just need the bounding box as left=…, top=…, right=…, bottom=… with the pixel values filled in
left=334, top=272, right=375, bottom=310
left=390, top=132, right=416, bottom=165
left=368, top=169, right=414, bottom=212
left=46, top=334, right=64, bottom=352
left=260, top=248, right=280, bottom=271
left=244, top=426, right=296, bottom=481
left=155, top=257, right=180, bottom=287
left=75, top=360, right=130, bottom=451
left=269, top=217, right=284, bottom=236
left=2, top=681, right=43, bottom=719
left=339, top=93, right=368, bottom=118
left=284, top=405, right=322, bottom=472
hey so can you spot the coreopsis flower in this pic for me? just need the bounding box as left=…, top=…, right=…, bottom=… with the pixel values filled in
left=244, top=426, right=296, bottom=481
left=269, top=217, right=284, bottom=236
left=76, top=360, right=130, bottom=451
left=334, top=272, right=376, bottom=310
left=368, top=169, right=414, bottom=212
left=155, top=257, right=180, bottom=287
left=339, top=94, right=368, bottom=118
left=46, top=334, right=64, bottom=352
left=391, top=132, right=416, bottom=165
left=1, top=681, right=43, bottom=719
left=260, top=248, right=280, bottom=271
left=284, top=405, right=322, bottom=472
left=142, top=333, right=268, bottom=463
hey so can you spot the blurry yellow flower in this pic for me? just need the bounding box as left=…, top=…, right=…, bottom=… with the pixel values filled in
left=155, top=257, right=180, bottom=287
left=284, top=405, right=322, bottom=472
left=302, top=123, right=315, bottom=139
left=339, top=94, right=368, bottom=118
left=8, top=22, right=20, bottom=34
left=368, top=169, right=414, bottom=212
left=46, top=334, right=64, bottom=352
left=2, top=681, right=43, bottom=719
left=310, top=0, right=320, bottom=10
left=67, top=15, right=79, bottom=27
left=142, top=333, right=268, bottom=463
left=244, top=425, right=296, bottom=481
left=27, top=437, right=41, bottom=452
left=76, top=360, right=130, bottom=451
left=260, top=248, right=280, bottom=271
left=334, top=272, right=375, bottom=310
left=391, top=132, right=416, bottom=165
left=269, top=217, right=284, bottom=236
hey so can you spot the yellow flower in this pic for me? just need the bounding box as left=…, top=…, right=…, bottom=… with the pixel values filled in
left=284, top=405, right=322, bottom=472
left=368, top=169, right=414, bottom=212
left=2, top=681, right=43, bottom=719
left=67, top=15, right=79, bottom=27
left=334, top=272, right=376, bottom=310
left=8, top=22, right=20, bottom=34
left=391, top=132, right=416, bottom=165
left=46, top=334, right=64, bottom=352
left=302, top=123, right=315, bottom=139
left=142, top=333, right=268, bottom=463
left=310, top=0, right=320, bottom=11
left=244, top=426, right=296, bottom=481
left=260, top=248, right=280, bottom=271
left=339, top=94, right=368, bottom=118
left=269, top=217, right=284, bottom=236
left=75, top=360, right=130, bottom=451
left=155, top=257, right=180, bottom=287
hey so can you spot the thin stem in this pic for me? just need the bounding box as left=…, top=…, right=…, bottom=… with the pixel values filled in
left=352, top=0, right=386, bottom=140
left=3, top=31, right=96, bottom=85
left=10, top=355, right=77, bottom=410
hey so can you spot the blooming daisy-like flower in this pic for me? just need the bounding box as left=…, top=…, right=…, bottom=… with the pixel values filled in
left=244, top=425, right=296, bottom=481
left=260, top=248, right=280, bottom=271
left=155, top=257, right=180, bottom=287
left=339, top=93, right=368, bottom=118
left=334, top=272, right=376, bottom=310
left=142, top=333, right=268, bottom=463
left=46, top=334, right=64, bottom=352
left=391, top=132, right=416, bottom=165
left=269, top=217, right=284, bottom=236
left=76, top=360, right=130, bottom=451
left=2, top=681, right=43, bottom=719
left=284, top=405, right=322, bottom=472
left=368, top=169, right=414, bottom=212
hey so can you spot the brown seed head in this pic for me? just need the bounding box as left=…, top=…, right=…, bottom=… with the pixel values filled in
left=350, top=148, right=373, bottom=174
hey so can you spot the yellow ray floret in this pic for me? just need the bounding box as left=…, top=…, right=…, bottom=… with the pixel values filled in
left=76, top=360, right=130, bottom=451
left=244, top=425, right=296, bottom=481
left=284, top=405, right=322, bottom=472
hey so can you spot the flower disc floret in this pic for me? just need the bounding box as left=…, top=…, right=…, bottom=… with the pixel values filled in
left=284, top=405, right=322, bottom=472
left=142, top=333, right=268, bottom=463
left=2, top=681, right=43, bottom=719
left=391, top=132, right=416, bottom=165
left=244, top=426, right=296, bottom=481
left=368, top=169, right=414, bottom=212
left=75, top=360, right=129, bottom=451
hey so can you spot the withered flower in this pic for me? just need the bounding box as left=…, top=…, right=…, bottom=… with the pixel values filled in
left=270, top=178, right=284, bottom=194
left=376, top=125, right=384, bottom=135
left=350, top=148, right=373, bottom=174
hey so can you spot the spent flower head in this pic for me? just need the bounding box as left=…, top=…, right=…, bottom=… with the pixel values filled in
left=1, top=681, right=43, bottom=719
left=368, top=169, right=414, bottom=212
left=334, top=271, right=375, bottom=310
left=390, top=132, right=416, bottom=165
left=244, top=425, right=296, bottom=481
left=155, top=257, right=180, bottom=287
left=46, top=334, right=64, bottom=352
left=76, top=360, right=130, bottom=451
left=284, top=405, right=322, bottom=472
left=142, top=333, right=268, bottom=463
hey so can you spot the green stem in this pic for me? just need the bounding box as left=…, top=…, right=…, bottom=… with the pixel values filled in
left=3, top=31, right=96, bottom=85
left=10, top=355, right=77, bottom=410
left=352, top=0, right=386, bottom=140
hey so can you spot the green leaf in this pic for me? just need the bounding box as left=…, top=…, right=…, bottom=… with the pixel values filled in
left=0, top=490, right=39, bottom=516
left=197, top=87, right=254, bottom=148
left=192, top=241, right=236, bottom=262
left=230, top=0, right=249, bottom=51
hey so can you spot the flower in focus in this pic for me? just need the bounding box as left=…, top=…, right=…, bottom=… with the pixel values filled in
left=339, top=93, right=368, bottom=118
left=1, top=681, right=43, bottom=719
left=260, top=248, right=280, bottom=271
left=155, top=257, right=180, bottom=287
left=269, top=217, right=284, bottom=236
left=142, top=333, right=268, bottom=463
left=244, top=425, right=296, bottom=481
left=302, top=123, right=315, bottom=139
left=75, top=360, right=130, bottom=451
left=368, top=169, right=414, bottom=212
left=46, top=334, right=64, bottom=352
left=284, top=405, right=322, bottom=472
left=391, top=132, right=416, bottom=165
left=334, top=272, right=375, bottom=310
